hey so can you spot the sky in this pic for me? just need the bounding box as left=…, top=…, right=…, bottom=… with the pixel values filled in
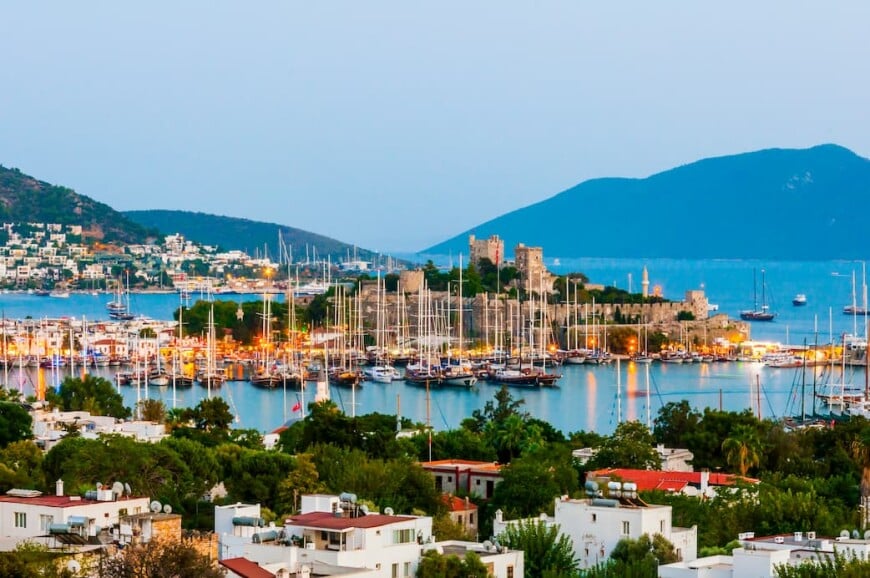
left=2, top=2, right=870, bottom=254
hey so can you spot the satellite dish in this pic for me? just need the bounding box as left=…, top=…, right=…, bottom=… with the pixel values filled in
left=163, top=504, right=172, bottom=514
left=384, top=507, right=394, bottom=516
left=96, top=482, right=103, bottom=490
left=112, top=482, right=124, bottom=496
left=67, top=560, right=81, bottom=572
left=864, top=530, right=870, bottom=540
left=482, top=540, right=493, bottom=551
left=124, top=483, right=132, bottom=496
left=840, top=530, right=850, bottom=538
left=150, top=500, right=162, bottom=513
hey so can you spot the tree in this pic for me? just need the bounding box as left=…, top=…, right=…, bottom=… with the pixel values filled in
left=275, top=454, right=325, bottom=515
left=0, top=541, right=81, bottom=577
left=497, top=519, right=576, bottom=578
left=490, top=447, right=579, bottom=520
left=138, top=398, right=167, bottom=423
left=610, top=533, right=678, bottom=566
left=589, top=421, right=659, bottom=470
left=416, top=549, right=489, bottom=578
left=721, top=423, right=764, bottom=476
left=0, top=402, right=32, bottom=447
left=0, top=440, right=45, bottom=491
left=653, top=401, right=701, bottom=448
left=46, top=375, right=131, bottom=419
left=100, top=537, right=224, bottom=577
left=775, top=551, right=870, bottom=577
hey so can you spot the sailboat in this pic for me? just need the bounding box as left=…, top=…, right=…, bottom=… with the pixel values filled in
left=197, top=302, right=225, bottom=391
left=250, top=294, right=282, bottom=389
left=740, top=268, right=776, bottom=321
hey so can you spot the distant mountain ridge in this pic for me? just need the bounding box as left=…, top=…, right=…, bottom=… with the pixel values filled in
left=0, top=165, right=157, bottom=244
left=423, top=144, right=870, bottom=260
left=124, top=210, right=392, bottom=265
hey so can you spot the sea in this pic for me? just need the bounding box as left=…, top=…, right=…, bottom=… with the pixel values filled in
left=1, top=258, right=867, bottom=436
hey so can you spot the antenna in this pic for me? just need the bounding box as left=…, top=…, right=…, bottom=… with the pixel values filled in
left=150, top=500, right=162, bottom=513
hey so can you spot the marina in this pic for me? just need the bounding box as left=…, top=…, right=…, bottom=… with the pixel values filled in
left=3, top=357, right=858, bottom=437
left=2, top=258, right=869, bottom=436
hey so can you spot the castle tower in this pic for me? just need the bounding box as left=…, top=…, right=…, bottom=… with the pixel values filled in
left=642, top=266, right=650, bottom=298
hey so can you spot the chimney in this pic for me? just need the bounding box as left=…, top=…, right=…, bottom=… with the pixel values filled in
left=56, top=479, right=64, bottom=497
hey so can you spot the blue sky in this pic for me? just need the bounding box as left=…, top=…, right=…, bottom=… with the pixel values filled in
left=2, top=2, right=869, bottom=253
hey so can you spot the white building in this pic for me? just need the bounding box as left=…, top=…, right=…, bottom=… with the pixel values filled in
left=659, top=531, right=870, bottom=578
left=494, top=488, right=697, bottom=569
left=217, top=494, right=523, bottom=578
left=0, top=481, right=151, bottom=541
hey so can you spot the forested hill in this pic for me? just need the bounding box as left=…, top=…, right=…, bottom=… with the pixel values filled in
left=423, top=144, right=870, bottom=260
left=0, top=165, right=157, bottom=244
left=124, top=209, right=392, bottom=264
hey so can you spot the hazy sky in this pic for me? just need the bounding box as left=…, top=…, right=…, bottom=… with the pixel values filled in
left=2, top=2, right=869, bottom=253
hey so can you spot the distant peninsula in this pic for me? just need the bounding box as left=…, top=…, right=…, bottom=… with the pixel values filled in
left=422, top=144, right=870, bottom=260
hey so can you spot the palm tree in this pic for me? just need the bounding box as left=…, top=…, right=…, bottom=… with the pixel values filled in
left=721, top=424, right=763, bottom=476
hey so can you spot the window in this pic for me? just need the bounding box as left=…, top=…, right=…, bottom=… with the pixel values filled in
left=447, top=476, right=452, bottom=482
left=435, top=476, right=443, bottom=491
left=622, top=521, right=630, bottom=536
left=404, top=562, right=411, bottom=577
left=660, top=520, right=665, bottom=533
left=392, top=563, right=398, bottom=578
left=393, top=529, right=414, bottom=544
left=591, top=513, right=597, bottom=523
left=507, top=565, right=514, bottom=578
left=469, top=513, right=475, bottom=525
left=14, top=512, right=26, bottom=528
left=39, top=515, right=54, bottom=532
left=458, top=515, right=464, bottom=525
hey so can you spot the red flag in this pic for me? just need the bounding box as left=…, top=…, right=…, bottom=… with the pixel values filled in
left=292, top=401, right=302, bottom=413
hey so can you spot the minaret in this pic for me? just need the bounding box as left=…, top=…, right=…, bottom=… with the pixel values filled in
left=642, top=266, right=649, bottom=298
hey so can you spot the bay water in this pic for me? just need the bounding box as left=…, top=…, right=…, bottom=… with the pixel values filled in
left=1, top=258, right=866, bottom=435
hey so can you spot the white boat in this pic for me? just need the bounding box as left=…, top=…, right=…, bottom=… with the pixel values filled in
left=792, top=294, right=807, bottom=306
left=364, top=365, right=395, bottom=384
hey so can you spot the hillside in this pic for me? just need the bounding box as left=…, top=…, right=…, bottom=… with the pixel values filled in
left=423, top=144, right=870, bottom=260
left=0, top=165, right=157, bottom=244
left=124, top=209, right=395, bottom=265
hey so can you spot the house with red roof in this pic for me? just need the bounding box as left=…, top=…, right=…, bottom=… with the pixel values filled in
left=220, top=557, right=276, bottom=578
left=420, top=460, right=503, bottom=499
left=0, top=480, right=151, bottom=541
left=441, top=494, right=478, bottom=540
left=216, top=493, right=522, bottom=578
left=589, top=468, right=758, bottom=498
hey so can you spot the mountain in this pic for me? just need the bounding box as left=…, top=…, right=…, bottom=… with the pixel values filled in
left=423, top=144, right=870, bottom=260
left=124, top=209, right=394, bottom=265
left=0, top=165, right=157, bottom=244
